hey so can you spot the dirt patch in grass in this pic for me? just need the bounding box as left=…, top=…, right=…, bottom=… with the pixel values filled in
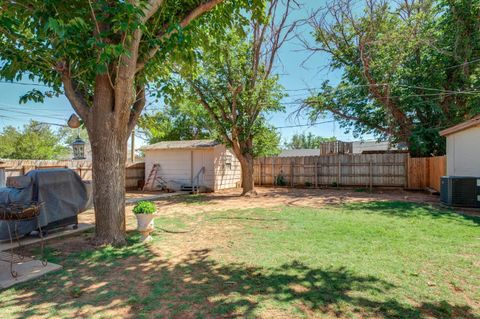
left=80, top=187, right=444, bottom=229
left=4, top=189, right=479, bottom=319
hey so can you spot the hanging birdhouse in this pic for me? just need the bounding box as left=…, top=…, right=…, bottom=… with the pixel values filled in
left=67, top=114, right=81, bottom=129
left=72, top=136, right=86, bottom=160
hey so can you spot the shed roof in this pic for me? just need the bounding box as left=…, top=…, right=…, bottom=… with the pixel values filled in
left=440, top=115, right=480, bottom=136
left=141, top=139, right=221, bottom=151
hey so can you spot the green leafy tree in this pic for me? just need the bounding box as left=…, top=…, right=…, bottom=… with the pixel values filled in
left=138, top=101, right=213, bottom=143
left=0, top=0, right=261, bottom=244
left=284, top=133, right=336, bottom=149
left=0, top=121, right=69, bottom=159
left=168, top=0, right=298, bottom=195
left=138, top=102, right=281, bottom=156
left=302, top=0, right=480, bottom=157
left=252, top=124, right=281, bottom=157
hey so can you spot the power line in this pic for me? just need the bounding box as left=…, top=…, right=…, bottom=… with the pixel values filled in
left=275, top=120, right=334, bottom=129
left=0, top=107, right=67, bottom=121
left=0, top=80, right=51, bottom=88
left=445, top=58, right=480, bottom=70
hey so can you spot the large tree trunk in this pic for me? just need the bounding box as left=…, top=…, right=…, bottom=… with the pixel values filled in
left=90, top=129, right=128, bottom=246
left=87, top=75, right=130, bottom=246
left=236, top=152, right=256, bottom=196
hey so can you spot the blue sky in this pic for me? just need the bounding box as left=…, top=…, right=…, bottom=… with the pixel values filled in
left=0, top=1, right=361, bottom=147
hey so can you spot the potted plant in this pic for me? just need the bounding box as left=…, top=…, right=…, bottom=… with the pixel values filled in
left=133, top=201, right=157, bottom=242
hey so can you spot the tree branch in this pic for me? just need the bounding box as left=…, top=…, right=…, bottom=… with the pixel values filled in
left=190, top=82, right=233, bottom=145
left=141, top=0, right=165, bottom=23
left=57, top=62, right=90, bottom=121
left=128, top=85, right=146, bottom=134
left=136, top=0, right=224, bottom=72
left=358, top=40, right=412, bottom=139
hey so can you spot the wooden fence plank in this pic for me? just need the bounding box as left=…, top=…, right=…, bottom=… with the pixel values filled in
left=0, top=159, right=145, bottom=190
left=253, top=153, right=409, bottom=187
left=406, top=156, right=446, bottom=191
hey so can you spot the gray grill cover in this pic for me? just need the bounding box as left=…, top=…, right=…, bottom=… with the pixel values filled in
left=0, top=169, right=92, bottom=240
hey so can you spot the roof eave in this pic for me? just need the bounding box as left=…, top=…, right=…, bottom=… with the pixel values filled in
left=440, top=116, right=480, bottom=136
left=141, top=146, right=218, bottom=151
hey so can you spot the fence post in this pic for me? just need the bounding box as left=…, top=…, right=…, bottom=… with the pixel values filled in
left=314, top=158, right=318, bottom=188
left=259, top=160, right=262, bottom=186
left=272, top=160, right=275, bottom=187
left=337, top=159, right=341, bottom=188
left=405, top=155, right=409, bottom=189
left=369, top=161, right=373, bottom=192
left=291, top=161, right=294, bottom=187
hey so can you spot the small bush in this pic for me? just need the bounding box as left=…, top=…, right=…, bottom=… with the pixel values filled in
left=305, top=181, right=313, bottom=187
left=276, top=174, right=287, bottom=186
left=133, top=201, right=156, bottom=215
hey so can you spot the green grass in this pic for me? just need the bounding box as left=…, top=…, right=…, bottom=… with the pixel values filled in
left=180, top=194, right=211, bottom=205
left=209, top=202, right=479, bottom=318
left=0, top=201, right=478, bottom=319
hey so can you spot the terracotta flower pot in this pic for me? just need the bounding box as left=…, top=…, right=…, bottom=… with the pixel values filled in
left=136, top=212, right=156, bottom=242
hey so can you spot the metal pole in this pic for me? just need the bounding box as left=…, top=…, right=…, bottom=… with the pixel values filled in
left=130, top=127, right=135, bottom=163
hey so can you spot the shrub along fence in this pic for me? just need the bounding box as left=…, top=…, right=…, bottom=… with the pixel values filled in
left=0, top=159, right=145, bottom=190
left=253, top=153, right=446, bottom=191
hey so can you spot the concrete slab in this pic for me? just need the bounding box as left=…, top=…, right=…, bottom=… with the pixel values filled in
left=0, top=223, right=94, bottom=252
left=0, top=254, right=62, bottom=289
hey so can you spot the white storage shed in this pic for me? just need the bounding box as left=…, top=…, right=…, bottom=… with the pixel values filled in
left=141, top=140, right=241, bottom=192
left=440, top=115, right=480, bottom=176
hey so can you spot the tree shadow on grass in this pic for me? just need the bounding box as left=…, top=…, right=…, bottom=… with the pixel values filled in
left=340, top=201, right=480, bottom=226
left=1, top=241, right=478, bottom=319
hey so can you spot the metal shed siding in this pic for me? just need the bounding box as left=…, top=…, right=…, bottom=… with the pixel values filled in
left=446, top=126, right=480, bottom=176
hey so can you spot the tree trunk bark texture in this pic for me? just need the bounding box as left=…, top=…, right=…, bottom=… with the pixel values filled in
left=238, top=153, right=256, bottom=196
left=90, top=129, right=127, bottom=246
left=87, top=75, right=130, bottom=246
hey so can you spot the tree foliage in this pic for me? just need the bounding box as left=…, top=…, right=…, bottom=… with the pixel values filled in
left=0, top=121, right=69, bottom=159
left=284, top=133, right=336, bottom=149
left=138, top=101, right=213, bottom=143
left=138, top=101, right=281, bottom=157
left=0, top=0, right=262, bottom=244
left=302, top=0, right=480, bottom=156
left=161, top=0, right=298, bottom=194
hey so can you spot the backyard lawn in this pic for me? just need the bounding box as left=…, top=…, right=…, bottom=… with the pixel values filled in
left=0, top=192, right=478, bottom=319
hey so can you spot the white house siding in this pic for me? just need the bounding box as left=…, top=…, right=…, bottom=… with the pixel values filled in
left=446, top=126, right=480, bottom=176
left=213, top=146, right=242, bottom=191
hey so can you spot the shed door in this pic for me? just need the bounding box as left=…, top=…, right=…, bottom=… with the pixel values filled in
left=192, top=150, right=206, bottom=184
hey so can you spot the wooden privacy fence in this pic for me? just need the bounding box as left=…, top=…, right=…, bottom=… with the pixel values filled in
left=0, top=159, right=145, bottom=190
left=406, top=156, right=446, bottom=191
left=253, top=153, right=409, bottom=189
